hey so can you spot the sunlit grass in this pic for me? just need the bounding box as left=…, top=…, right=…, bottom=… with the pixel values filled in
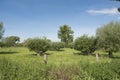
left=0, top=47, right=119, bottom=65
left=0, top=47, right=120, bottom=80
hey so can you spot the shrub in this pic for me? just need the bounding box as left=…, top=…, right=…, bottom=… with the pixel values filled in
left=68, top=42, right=74, bottom=49
left=24, top=37, right=50, bottom=56
left=74, top=35, right=97, bottom=55
left=50, top=42, right=65, bottom=51
left=2, top=36, right=20, bottom=47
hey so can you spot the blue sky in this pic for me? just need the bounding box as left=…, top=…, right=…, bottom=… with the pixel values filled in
left=0, top=0, right=120, bottom=42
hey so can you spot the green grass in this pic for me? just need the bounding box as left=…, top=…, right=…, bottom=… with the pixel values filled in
left=0, top=47, right=120, bottom=80
left=0, top=47, right=117, bottom=65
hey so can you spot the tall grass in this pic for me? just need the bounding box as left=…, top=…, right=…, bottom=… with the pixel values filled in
left=0, top=47, right=120, bottom=80
left=0, top=57, right=120, bottom=80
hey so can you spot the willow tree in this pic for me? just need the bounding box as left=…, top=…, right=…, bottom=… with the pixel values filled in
left=96, top=21, right=120, bottom=57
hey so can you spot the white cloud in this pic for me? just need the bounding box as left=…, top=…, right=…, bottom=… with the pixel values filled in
left=87, top=8, right=120, bottom=15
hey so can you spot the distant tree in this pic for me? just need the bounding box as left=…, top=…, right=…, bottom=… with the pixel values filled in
left=74, top=35, right=97, bottom=55
left=25, top=37, right=50, bottom=56
left=0, top=22, right=4, bottom=39
left=3, top=36, right=20, bottom=47
left=58, top=25, right=74, bottom=47
left=96, top=21, right=120, bottom=57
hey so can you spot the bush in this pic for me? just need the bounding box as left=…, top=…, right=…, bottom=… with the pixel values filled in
left=24, top=37, right=50, bottom=56
left=68, top=42, right=74, bottom=49
left=2, top=36, right=20, bottom=47
left=74, top=35, right=97, bottom=55
left=50, top=42, right=65, bottom=51
left=0, top=42, right=5, bottom=47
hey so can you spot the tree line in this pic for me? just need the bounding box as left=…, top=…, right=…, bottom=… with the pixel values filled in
left=0, top=21, right=120, bottom=57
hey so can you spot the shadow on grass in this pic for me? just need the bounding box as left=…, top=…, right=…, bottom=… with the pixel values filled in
left=111, top=56, right=120, bottom=59
left=31, top=52, right=53, bottom=56
left=99, top=54, right=109, bottom=57
left=73, top=52, right=89, bottom=56
left=49, top=49, right=64, bottom=51
left=74, top=52, right=120, bottom=59
left=57, top=49, right=64, bottom=51
left=0, top=52, right=19, bottom=54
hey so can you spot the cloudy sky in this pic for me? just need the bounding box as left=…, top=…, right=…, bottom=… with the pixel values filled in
left=0, top=0, right=120, bottom=42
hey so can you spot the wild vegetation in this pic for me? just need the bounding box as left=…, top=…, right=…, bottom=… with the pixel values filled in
left=0, top=47, right=120, bottom=80
left=0, top=21, right=120, bottom=80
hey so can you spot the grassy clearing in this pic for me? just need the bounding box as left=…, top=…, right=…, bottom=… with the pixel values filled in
left=0, top=47, right=120, bottom=80
left=0, top=47, right=117, bottom=65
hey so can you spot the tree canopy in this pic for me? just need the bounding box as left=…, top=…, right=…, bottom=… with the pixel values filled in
left=0, top=22, right=4, bottom=39
left=25, top=37, right=50, bottom=56
left=74, top=35, right=97, bottom=55
left=58, top=25, right=74, bottom=47
left=96, top=21, right=120, bottom=57
left=3, top=36, right=20, bottom=47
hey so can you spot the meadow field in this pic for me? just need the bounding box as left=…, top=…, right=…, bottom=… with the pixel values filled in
left=0, top=47, right=120, bottom=80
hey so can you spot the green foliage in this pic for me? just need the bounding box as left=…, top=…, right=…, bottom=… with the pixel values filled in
left=25, top=37, right=50, bottom=55
left=68, top=42, right=74, bottom=49
left=80, top=60, right=120, bottom=80
left=58, top=25, right=74, bottom=46
left=74, top=35, right=97, bottom=55
left=2, top=36, right=20, bottom=47
left=0, top=42, right=4, bottom=47
left=0, top=22, right=4, bottom=39
left=0, top=57, right=52, bottom=80
left=50, top=42, right=65, bottom=51
left=96, top=21, right=120, bottom=57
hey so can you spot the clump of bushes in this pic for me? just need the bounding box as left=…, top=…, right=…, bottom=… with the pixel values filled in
left=50, top=42, right=65, bottom=51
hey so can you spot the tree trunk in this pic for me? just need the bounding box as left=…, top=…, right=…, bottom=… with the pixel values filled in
left=108, top=51, right=113, bottom=58
left=44, top=54, right=48, bottom=64
left=96, top=53, right=99, bottom=62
